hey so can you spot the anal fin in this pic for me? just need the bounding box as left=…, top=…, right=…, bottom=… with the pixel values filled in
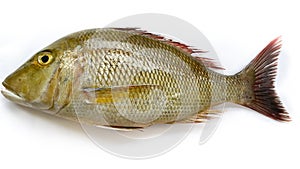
left=178, top=109, right=221, bottom=123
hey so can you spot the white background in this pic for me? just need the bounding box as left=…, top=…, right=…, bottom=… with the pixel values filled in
left=0, top=0, right=299, bottom=168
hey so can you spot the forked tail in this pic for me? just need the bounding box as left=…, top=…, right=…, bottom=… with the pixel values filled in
left=236, top=37, right=290, bottom=121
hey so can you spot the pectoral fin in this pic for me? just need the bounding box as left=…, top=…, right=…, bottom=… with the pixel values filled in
left=82, top=85, right=159, bottom=104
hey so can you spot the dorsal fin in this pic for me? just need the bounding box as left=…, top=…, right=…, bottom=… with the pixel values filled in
left=110, top=27, right=224, bottom=70
left=193, top=57, right=225, bottom=70
left=110, top=27, right=205, bottom=54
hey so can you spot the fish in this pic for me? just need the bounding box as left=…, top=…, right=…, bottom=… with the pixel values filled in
left=1, top=28, right=290, bottom=130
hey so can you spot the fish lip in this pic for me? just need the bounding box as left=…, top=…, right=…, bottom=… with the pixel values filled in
left=2, top=81, right=54, bottom=111
left=2, top=81, right=10, bottom=91
left=1, top=88, right=24, bottom=102
left=1, top=81, right=31, bottom=107
left=2, top=81, right=20, bottom=97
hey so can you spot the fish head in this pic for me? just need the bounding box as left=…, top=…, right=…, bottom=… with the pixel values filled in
left=2, top=48, right=63, bottom=111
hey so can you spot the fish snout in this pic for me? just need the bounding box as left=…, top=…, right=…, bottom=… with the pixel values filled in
left=2, top=71, right=28, bottom=97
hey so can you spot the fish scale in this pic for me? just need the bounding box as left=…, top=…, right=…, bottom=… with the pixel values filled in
left=60, top=29, right=212, bottom=126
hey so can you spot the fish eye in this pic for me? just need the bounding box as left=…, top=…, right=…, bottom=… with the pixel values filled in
left=37, top=52, right=53, bottom=66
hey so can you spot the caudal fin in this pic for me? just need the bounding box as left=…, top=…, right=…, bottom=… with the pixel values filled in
left=239, top=37, right=290, bottom=121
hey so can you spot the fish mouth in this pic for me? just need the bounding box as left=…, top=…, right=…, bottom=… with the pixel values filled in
left=1, top=81, right=32, bottom=107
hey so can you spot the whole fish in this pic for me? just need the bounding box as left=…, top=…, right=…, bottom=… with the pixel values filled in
left=1, top=28, right=290, bottom=129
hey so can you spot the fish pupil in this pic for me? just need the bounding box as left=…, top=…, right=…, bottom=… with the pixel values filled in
left=41, top=55, right=49, bottom=63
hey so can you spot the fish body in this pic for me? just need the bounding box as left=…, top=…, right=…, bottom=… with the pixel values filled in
left=1, top=28, right=290, bottom=129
